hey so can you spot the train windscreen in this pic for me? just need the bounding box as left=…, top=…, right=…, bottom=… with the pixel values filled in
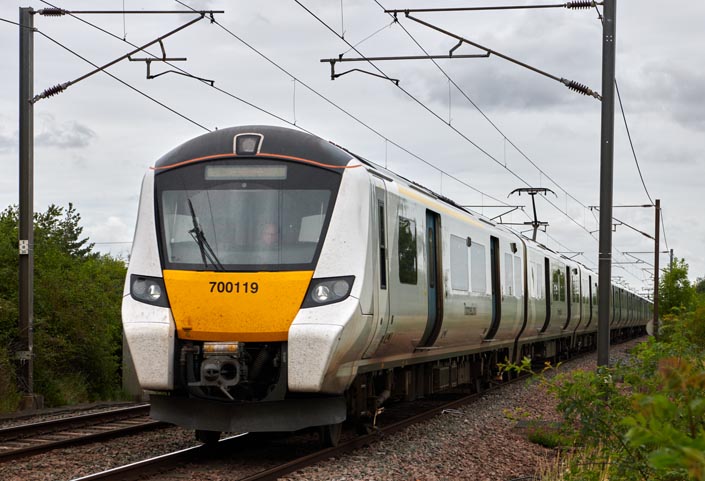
left=155, top=158, right=342, bottom=271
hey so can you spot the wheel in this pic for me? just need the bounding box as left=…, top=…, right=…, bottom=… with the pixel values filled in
left=195, top=429, right=221, bottom=445
left=355, top=420, right=374, bottom=436
left=318, top=422, right=343, bottom=447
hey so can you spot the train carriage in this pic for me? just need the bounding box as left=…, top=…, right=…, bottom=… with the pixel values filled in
left=123, top=125, right=650, bottom=445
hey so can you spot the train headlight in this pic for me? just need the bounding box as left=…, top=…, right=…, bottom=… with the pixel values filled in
left=302, top=276, right=355, bottom=308
left=313, top=285, right=331, bottom=302
left=130, top=274, right=169, bottom=307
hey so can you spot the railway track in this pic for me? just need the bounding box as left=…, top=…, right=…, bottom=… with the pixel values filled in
left=0, top=404, right=165, bottom=461
left=66, top=374, right=531, bottom=481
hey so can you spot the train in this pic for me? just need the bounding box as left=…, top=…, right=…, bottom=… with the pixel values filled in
left=122, top=125, right=651, bottom=446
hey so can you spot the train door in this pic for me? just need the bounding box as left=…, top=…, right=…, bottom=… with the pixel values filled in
left=418, top=210, right=443, bottom=347
left=565, top=266, right=572, bottom=330
left=485, top=236, right=501, bottom=340
left=586, top=275, right=594, bottom=328
left=539, top=257, right=551, bottom=332
left=362, top=178, right=391, bottom=358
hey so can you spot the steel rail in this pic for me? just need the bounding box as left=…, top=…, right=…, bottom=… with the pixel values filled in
left=0, top=404, right=167, bottom=461
left=0, top=404, right=149, bottom=441
left=239, top=374, right=532, bottom=481
left=67, top=434, right=250, bottom=481
left=61, top=344, right=632, bottom=481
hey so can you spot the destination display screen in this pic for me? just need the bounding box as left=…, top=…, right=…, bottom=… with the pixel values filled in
left=205, top=165, right=288, bottom=181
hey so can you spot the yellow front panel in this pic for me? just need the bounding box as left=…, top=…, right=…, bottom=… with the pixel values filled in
left=163, top=270, right=313, bottom=342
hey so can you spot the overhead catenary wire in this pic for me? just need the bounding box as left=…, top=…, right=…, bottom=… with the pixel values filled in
left=659, top=209, right=670, bottom=253
left=0, top=16, right=22, bottom=27
left=38, top=0, right=556, bottom=219
left=374, top=0, right=599, bottom=221
left=37, top=0, right=313, bottom=136
left=590, top=2, right=668, bottom=281
left=372, top=1, right=657, bottom=288
left=296, top=0, right=611, bottom=268
left=293, top=0, right=533, bottom=187
left=169, top=0, right=511, bottom=207
left=33, top=3, right=649, bottom=289
left=369, top=2, right=651, bottom=287
left=212, top=0, right=656, bottom=288
left=614, top=80, right=653, bottom=205
left=384, top=2, right=601, bottom=13
left=35, top=29, right=212, bottom=132
left=373, top=0, right=607, bottom=241
left=32, top=13, right=208, bottom=103
left=34, top=0, right=511, bottom=209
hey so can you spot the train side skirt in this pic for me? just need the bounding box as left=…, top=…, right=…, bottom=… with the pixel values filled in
left=149, top=394, right=346, bottom=433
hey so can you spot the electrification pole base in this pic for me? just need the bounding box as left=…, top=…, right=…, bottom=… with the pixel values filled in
left=19, top=394, right=44, bottom=411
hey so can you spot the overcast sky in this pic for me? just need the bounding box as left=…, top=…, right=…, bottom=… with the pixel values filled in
left=1, top=0, right=703, bottom=295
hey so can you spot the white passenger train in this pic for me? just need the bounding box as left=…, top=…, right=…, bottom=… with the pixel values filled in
left=122, top=125, right=650, bottom=445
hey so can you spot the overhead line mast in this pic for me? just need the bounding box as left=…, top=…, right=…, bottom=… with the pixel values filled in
left=597, top=0, right=617, bottom=367
left=16, top=6, right=222, bottom=409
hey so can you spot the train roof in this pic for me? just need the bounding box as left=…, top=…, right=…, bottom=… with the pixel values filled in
left=154, top=125, right=355, bottom=170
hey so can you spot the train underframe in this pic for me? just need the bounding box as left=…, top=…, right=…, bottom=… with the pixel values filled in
left=150, top=326, right=645, bottom=446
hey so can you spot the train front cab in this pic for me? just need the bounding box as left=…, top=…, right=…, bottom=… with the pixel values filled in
left=123, top=128, right=379, bottom=437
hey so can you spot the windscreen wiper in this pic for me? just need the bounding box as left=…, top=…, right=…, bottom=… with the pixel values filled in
left=187, top=199, right=224, bottom=271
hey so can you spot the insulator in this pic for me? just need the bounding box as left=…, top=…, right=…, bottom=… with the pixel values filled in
left=38, top=8, right=66, bottom=16
left=565, top=1, right=594, bottom=10
left=40, top=84, right=66, bottom=99
left=563, top=79, right=601, bottom=100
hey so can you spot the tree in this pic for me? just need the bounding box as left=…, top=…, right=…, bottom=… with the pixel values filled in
left=658, top=258, right=695, bottom=316
left=0, top=204, right=127, bottom=409
left=695, top=277, right=705, bottom=296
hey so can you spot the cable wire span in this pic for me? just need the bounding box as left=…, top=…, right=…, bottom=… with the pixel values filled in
left=35, top=29, right=211, bottom=132
left=384, top=2, right=602, bottom=13
left=32, top=13, right=207, bottom=103
left=614, top=80, right=653, bottom=204
left=370, top=1, right=644, bottom=285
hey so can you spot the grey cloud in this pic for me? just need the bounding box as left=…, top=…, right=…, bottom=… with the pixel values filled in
left=616, top=63, right=705, bottom=131
left=0, top=130, right=16, bottom=153
left=416, top=61, right=595, bottom=113
left=653, top=68, right=705, bottom=130
left=411, top=18, right=602, bottom=112
left=35, top=113, right=96, bottom=149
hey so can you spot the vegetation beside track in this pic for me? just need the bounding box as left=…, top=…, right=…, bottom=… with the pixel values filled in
left=528, top=260, right=705, bottom=481
left=0, top=204, right=126, bottom=410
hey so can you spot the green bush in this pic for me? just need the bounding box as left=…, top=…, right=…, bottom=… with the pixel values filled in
left=0, top=204, right=127, bottom=409
left=541, top=319, right=705, bottom=480
left=623, top=357, right=705, bottom=480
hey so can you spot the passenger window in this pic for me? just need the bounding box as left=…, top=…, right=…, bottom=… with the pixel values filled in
left=559, top=270, right=566, bottom=302
left=552, top=268, right=561, bottom=302
left=504, top=253, right=513, bottom=296
left=470, top=242, right=486, bottom=293
left=450, top=235, right=469, bottom=291
left=513, top=256, right=522, bottom=295
left=398, top=217, right=417, bottom=285
left=537, top=262, right=545, bottom=299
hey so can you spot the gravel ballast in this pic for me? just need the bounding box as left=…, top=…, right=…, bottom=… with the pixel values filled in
left=282, top=338, right=644, bottom=481
left=1, top=338, right=645, bottom=481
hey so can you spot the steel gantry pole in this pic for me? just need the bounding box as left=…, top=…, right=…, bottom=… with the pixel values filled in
left=18, top=7, right=39, bottom=409
left=653, top=199, right=660, bottom=340
left=597, top=0, right=617, bottom=367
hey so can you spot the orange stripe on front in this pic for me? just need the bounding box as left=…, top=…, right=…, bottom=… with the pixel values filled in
left=151, top=152, right=362, bottom=172
left=164, top=270, right=314, bottom=342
